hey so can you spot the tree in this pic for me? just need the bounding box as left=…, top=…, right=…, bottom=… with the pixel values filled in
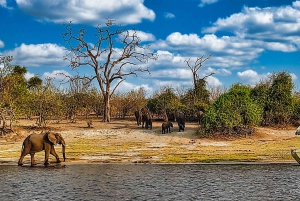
left=201, top=83, right=262, bottom=136
left=63, top=20, right=158, bottom=122
left=185, top=55, right=213, bottom=103
left=266, top=72, right=294, bottom=125
left=183, top=56, right=213, bottom=120
left=0, top=55, right=13, bottom=103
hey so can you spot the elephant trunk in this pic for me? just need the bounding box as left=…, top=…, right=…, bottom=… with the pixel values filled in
left=62, top=144, right=66, bottom=162
left=61, top=138, right=66, bottom=162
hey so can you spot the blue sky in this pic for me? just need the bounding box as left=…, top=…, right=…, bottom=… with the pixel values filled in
left=1, top=0, right=300, bottom=96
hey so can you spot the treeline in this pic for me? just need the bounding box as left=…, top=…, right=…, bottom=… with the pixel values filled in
left=0, top=56, right=299, bottom=137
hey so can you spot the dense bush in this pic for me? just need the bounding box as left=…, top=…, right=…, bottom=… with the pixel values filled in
left=199, top=83, right=262, bottom=136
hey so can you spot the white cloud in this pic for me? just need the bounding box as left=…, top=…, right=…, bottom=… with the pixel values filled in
left=202, top=4, right=300, bottom=52
left=206, top=76, right=222, bottom=87
left=0, top=0, right=6, bottom=7
left=127, top=30, right=156, bottom=42
left=153, top=32, right=264, bottom=68
left=24, top=72, right=35, bottom=80
left=4, top=43, right=68, bottom=67
left=15, top=0, right=155, bottom=25
left=165, top=12, right=175, bottom=19
left=290, top=73, right=298, bottom=81
left=114, top=82, right=154, bottom=97
left=0, top=40, right=4, bottom=48
left=199, top=0, right=219, bottom=7
left=237, top=70, right=270, bottom=85
left=151, top=69, right=191, bottom=79
left=43, top=69, right=71, bottom=81
left=293, top=1, right=300, bottom=8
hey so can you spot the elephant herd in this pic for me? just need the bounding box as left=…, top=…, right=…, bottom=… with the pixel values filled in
left=134, top=108, right=185, bottom=134
left=17, top=109, right=186, bottom=167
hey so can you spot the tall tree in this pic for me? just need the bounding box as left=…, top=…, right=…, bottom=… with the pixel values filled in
left=184, top=55, right=213, bottom=105
left=63, top=20, right=157, bottom=122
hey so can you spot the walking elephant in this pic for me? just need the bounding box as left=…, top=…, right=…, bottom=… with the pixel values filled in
left=18, top=132, right=66, bottom=166
left=176, top=112, right=185, bottom=132
left=162, top=121, right=173, bottom=134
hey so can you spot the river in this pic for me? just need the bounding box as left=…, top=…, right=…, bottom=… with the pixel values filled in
left=0, top=163, right=299, bottom=200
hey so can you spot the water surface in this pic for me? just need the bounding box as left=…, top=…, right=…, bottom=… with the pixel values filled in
left=0, top=163, right=299, bottom=200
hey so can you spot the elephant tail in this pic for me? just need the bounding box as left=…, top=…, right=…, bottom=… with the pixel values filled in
left=20, top=144, right=24, bottom=155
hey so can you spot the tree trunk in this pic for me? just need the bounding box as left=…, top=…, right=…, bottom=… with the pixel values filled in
left=103, top=93, right=111, bottom=122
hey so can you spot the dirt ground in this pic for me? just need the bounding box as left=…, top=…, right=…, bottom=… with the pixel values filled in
left=1, top=117, right=300, bottom=165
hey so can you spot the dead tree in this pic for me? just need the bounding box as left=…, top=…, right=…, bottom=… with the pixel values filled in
left=63, top=20, right=158, bottom=122
left=185, top=55, right=214, bottom=104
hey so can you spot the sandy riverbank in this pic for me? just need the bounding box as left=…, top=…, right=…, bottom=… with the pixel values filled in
left=1, top=118, right=299, bottom=165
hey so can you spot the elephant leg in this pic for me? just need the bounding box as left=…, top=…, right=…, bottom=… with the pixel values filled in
left=50, top=147, right=61, bottom=163
left=44, top=147, right=50, bottom=166
left=18, top=152, right=27, bottom=166
left=30, top=153, right=37, bottom=166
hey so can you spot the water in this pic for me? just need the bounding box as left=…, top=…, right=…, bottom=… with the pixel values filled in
left=0, top=163, right=299, bottom=200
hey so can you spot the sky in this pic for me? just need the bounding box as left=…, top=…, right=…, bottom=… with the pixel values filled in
left=1, top=0, right=300, bottom=96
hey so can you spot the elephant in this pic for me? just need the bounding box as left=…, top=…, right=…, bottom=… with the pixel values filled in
left=197, top=111, right=204, bottom=125
left=134, top=110, right=142, bottom=126
left=18, top=131, right=66, bottom=166
left=142, top=113, right=152, bottom=129
left=162, top=121, right=173, bottom=134
left=176, top=112, right=185, bottom=132
left=141, top=108, right=152, bottom=130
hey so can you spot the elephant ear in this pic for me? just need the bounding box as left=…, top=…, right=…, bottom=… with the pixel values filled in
left=47, top=132, right=58, bottom=145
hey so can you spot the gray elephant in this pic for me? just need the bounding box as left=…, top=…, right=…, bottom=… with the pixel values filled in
left=142, top=113, right=152, bottom=129
left=141, top=108, right=152, bottom=130
left=176, top=112, right=185, bottom=132
left=134, top=110, right=142, bottom=126
left=18, top=132, right=66, bottom=166
left=162, top=121, right=173, bottom=134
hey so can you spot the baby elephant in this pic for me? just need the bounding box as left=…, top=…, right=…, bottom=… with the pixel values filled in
left=18, top=132, right=66, bottom=166
left=162, top=121, right=173, bottom=134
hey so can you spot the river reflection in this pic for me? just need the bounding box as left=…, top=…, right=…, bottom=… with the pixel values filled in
left=0, top=163, right=299, bottom=200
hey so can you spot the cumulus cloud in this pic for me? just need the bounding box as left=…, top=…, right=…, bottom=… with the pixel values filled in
left=152, top=32, right=264, bottom=68
left=114, top=82, right=154, bottom=97
left=24, top=72, right=35, bottom=80
left=199, top=0, right=219, bottom=7
left=0, top=40, right=4, bottom=48
left=237, top=70, right=270, bottom=85
left=294, top=1, right=300, bottom=8
left=164, top=12, right=175, bottom=19
left=202, top=3, right=300, bottom=52
left=206, top=76, right=222, bottom=87
left=126, top=30, right=156, bottom=42
left=4, top=43, right=68, bottom=67
left=15, top=0, right=155, bottom=25
left=43, top=69, right=71, bottom=81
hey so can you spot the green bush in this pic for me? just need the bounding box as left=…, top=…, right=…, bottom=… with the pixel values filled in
left=200, top=83, right=262, bottom=136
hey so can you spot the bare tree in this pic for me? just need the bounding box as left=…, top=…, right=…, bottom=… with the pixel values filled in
left=184, top=55, right=213, bottom=90
left=63, top=20, right=158, bottom=122
left=184, top=55, right=214, bottom=104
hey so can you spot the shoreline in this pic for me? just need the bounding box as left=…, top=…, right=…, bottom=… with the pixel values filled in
left=0, top=160, right=298, bottom=166
left=1, top=119, right=300, bottom=165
